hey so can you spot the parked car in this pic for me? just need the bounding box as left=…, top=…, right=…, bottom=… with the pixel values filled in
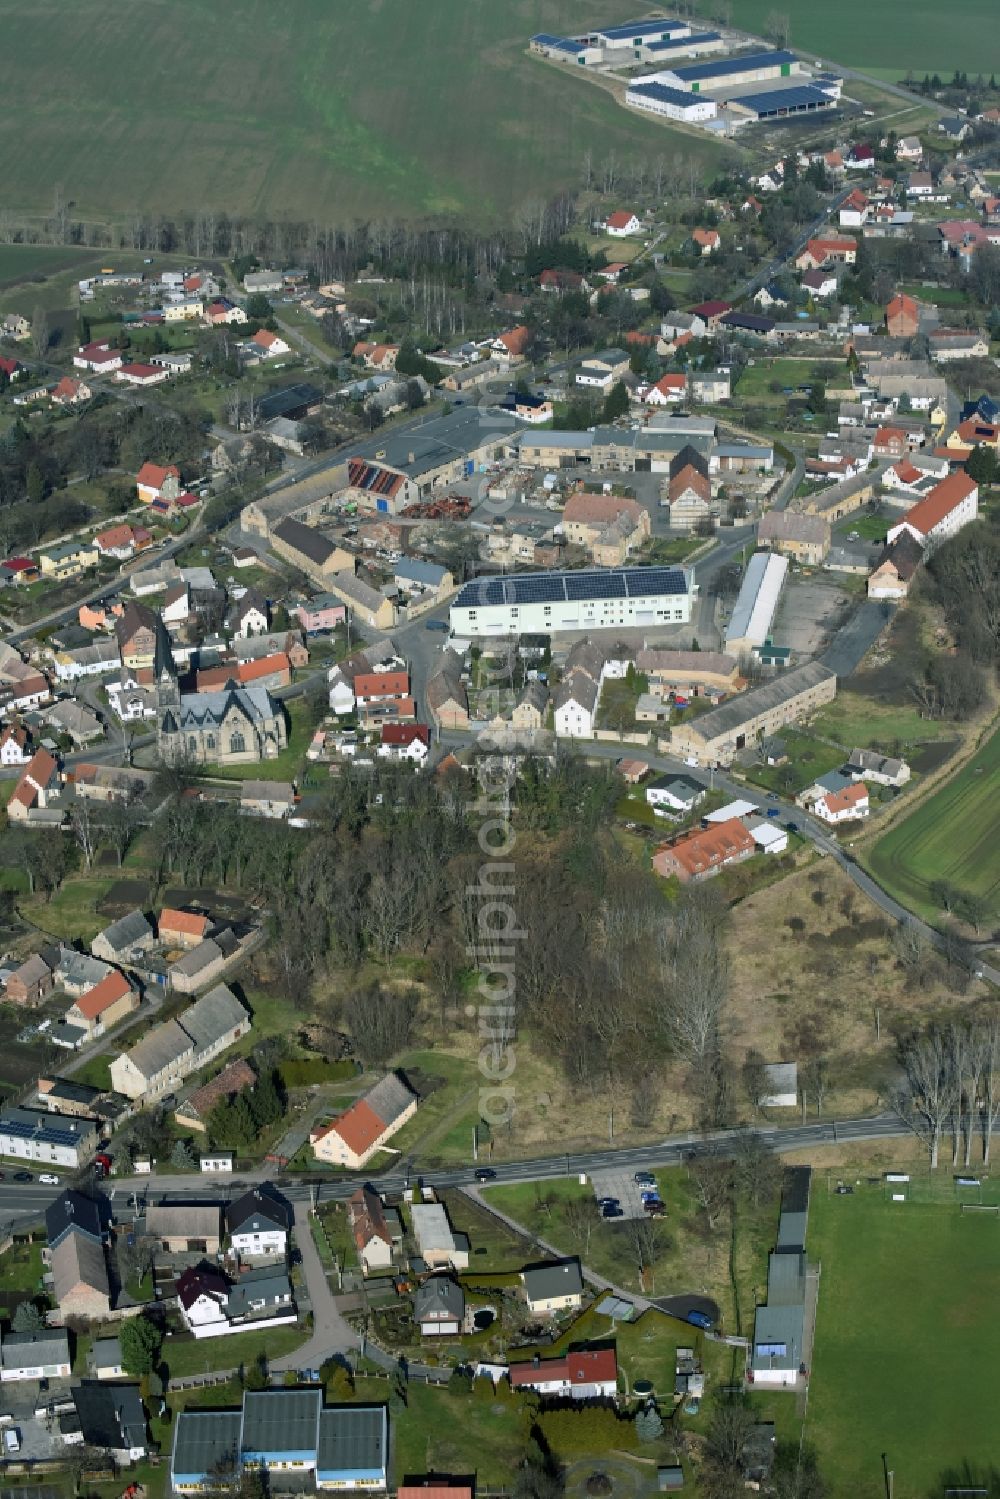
left=686, top=1309, right=713, bottom=1330
left=474, top=1167, right=497, bottom=1182
left=644, top=1200, right=666, bottom=1216
left=640, top=1190, right=662, bottom=1204
left=39, top=1173, right=60, bottom=1185
left=634, top=1171, right=656, bottom=1186
left=602, top=1204, right=625, bottom=1219
left=13, top=1172, right=32, bottom=1182
left=425, top=619, right=449, bottom=632
left=4, top=1428, right=19, bottom=1454
left=597, top=1197, right=620, bottom=1209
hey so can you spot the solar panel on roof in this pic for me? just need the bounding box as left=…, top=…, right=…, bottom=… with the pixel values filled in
left=730, top=85, right=834, bottom=115
left=673, top=49, right=796, bottom=80
left=508, top=575, right=566, bottom=605
left=565, top=571, right=625, bottom=600
left=624, top=567, right=687, bottom=597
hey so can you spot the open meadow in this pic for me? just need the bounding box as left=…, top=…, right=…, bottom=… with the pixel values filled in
left=868, top=725, right=1000, bottom=925
left=806, top=1185, right=1000, bottom=1498
left=707, top=0, right=1000, bottom=75
left=0, top=0, right=721, bottom=226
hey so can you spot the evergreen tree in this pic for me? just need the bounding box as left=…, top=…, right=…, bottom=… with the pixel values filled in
left=12, top=1301, right=44, bottom=1332
left=602, top=380, right=629, bottom=422
left=636, top=1405, right=664, bottom=1443
left=26, top=463, right=45, bottom=505
left=120, top=1314, right=162, bottom=1376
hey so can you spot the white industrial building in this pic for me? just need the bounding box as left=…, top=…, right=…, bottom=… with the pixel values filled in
left=724, top=552, right=788, bottom=656
left=450, top=566, right=696, bottom=637
left=657, top=49, right=802, bottom=93
left=626, top=81, right=718, bottom=122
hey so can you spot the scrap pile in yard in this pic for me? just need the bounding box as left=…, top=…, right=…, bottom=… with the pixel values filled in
left=400, top=496, right=472, bottom=519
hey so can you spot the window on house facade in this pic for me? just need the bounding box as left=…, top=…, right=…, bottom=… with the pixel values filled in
left=229, top=731, right=246, bottom=755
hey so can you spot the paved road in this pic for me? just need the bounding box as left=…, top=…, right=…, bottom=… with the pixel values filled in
left=0, top=1111, right=921, bottom=1231
left=270, top=1200, right=359, bottom=1365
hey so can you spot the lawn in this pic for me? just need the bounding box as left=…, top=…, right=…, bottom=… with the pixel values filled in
left=20, top=872, right=120, bottom=942
left=810, top=691, right=952, bottom=751
left=71, top=1054, right=113, bottom=1092
left=711, top=0, right=999, bottom=73
left=805, top=1186, right=1000, bottom=1498
left=0, top=245, right=96, bottom=288
left=0, top=0, right=722, bottom=226
left=0, top=1240, right=46, bottom=1314
left=867, top=724, right=1000, bottom=923
left=734, top=358, right=838, bottom=402
left=741, top=729, right=846, bottom=795
left=163, top=1321, right=308, bottom=1377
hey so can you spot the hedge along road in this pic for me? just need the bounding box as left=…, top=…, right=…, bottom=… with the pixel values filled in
left=867, top=723, right=1000, bottom=926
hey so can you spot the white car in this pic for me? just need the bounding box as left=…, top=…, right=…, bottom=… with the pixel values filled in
left=4, top=1428, right=20, bottom=1454
left=39, top=1173, right=60, bottom=1185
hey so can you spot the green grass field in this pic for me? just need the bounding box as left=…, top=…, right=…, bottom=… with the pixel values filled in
left=0, top=0, right=721, bottom=225
left=868, top=725, right=1000, bottom=921
left=710, top=0, right=1000, bottom=73
left=810, top=692, right=951, bottom=751
left=806, top=1187, right=1000, bottom=1498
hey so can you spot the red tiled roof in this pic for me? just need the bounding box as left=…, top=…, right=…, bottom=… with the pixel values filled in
left=823, top=783, right=868, bottom=814
left=381, top=723, right=429, bottom=747
left=901, top=470, right=978, bottom=537
left=891, top=460, right=922, bottom=485
left=327, top=1098, right=389, bottom=1158
left=606, top=211, right=637, bottom=229
left=495, top=326, right=529, bottom=356
left=137, top=461, right=179, bottom=489
left=74, top=970, right=132, bottom=1021
left=159, top=908, right=210, bottom=939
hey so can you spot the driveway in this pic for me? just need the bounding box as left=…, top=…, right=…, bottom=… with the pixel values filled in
left=269, top=1202, right=359, bottom=1369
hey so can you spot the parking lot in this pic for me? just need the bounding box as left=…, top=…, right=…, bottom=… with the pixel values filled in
left=589, top=1168, right=663, bottom=1222
left=0, top=1382, right=76, bottom=1462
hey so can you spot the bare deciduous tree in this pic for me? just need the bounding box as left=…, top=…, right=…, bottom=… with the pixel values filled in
left=893, top=1026, right=961, bottom=1168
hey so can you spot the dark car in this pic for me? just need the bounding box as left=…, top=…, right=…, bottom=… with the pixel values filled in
left=474, top=1167, right=497, bottom=1182
left=644, top=1200, right=666, bottom=1216
left=686, top=1309, right=713, bottom=1330
left=425, top=619, right=449, bottom=632
left=602, top=1204, right=625, bottom=1219
left=13, top=1171, right=32, bottom=1182
left=634, top=1171, right=656, bottom=1186
left=597, top=1196, right=621, bottom=1209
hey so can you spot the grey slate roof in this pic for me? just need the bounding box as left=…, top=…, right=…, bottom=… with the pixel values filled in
left=242, top=1388, right=321, bottom=1457
left=171, top=1409, right=243, bottom=1479
left=679, top=661, right=836, bottom=741
left=71, top=1381, right=146, bottom=1453
left=180, top=984, right=247, bottom=1052
left=0, top=1328, right=71, bottom=1369
left=228, top=1184, right=293, bottom=1236
left=90, top=1336, right=123, bottom=1372
left=316, top=1405, right=386, bottom=1476
left=226, top=1266, right=292, bottom=1319
left=123, top=1017, right=192, bottom=1080
left=273, top=517, right=339, bottom=567
left=45, top=1188, right=104, bottom=1248
left=522, top=1258, right=584, bottom=1301
left=364, top=1071, right=416, bottom=1129
left=97, top=910, right=154, bottom=952
left=146, top=1200, right=222, bottom=1242
left=414, top=1275, right=464, bottom=1322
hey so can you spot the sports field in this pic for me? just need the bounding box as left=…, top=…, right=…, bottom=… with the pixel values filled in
left=0, top=0, right=721, bottom=226
left=718, top=0, right=1000, bottom=75
left=868, top=726, right=1000, bottom=922
left=807, top=1187, right=1000, bottom=1497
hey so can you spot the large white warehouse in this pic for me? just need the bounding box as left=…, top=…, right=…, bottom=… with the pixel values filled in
left=724, top=551, right=788, bottom=655
left=626, top=81, right=718, bottom=122
left=450, top=566, right=697, bottom=638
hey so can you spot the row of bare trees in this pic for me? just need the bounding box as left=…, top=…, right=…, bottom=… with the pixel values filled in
left=895, top=1018, right=1000, bottom=1168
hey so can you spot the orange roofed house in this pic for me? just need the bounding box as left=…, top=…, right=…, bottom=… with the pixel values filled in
left=136, top=462, right=181, bottom=506
left=652, top=817, right=756, bottom=882
left=794, top=236, right=857, bottom=270
left=158, top=908, right=212, bottom=950
left=7, top=748, right=60, bottom=823
left=886, top=292, right=919, bottom=338
left=310, top=1072, right=417, bottom=1168
left=64, top=969, right=138, bottom=1040
left=491, top=326, right=530, bottom=365
left=509, top=1347, right=619, bottom=1399
left=886, top=470, right=979, bottom=549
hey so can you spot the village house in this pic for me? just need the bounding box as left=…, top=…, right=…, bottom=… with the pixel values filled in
left=51, top=376, right=92, bottom=406
left=521, top=1259, right=584, bottom=1316
left=603, top=210, right=642, bottom=237
left=136, top=462, right=181, bottom=506
left=491, top=326, right=530, bottom=365
left=0, top=1108, right=98, bottom=1168
left=91, top=910, right=155, bottom=966
left=847, top=747, right=910, bottom=787
left=666, top=446, right=712, bottom=530
left=158, top=908, right=212, bottom=949
left=561, top=492, right=651, bottom=563
left=64, top=970, right=139, bottom=1041
left=757, top=510, right=831, bottom=566
left=310, top=1072, right=417, bottom=1168
left=794, top=236, right=857, bottom=270
left=147, top=1202, right=223, bottom=1255
left=227, top=1184, right=293, bottom=1259
left=168, top=932, right=240, bottom=994
left=174, top=1056, right=257, bottom=1134
left=50, top=1225, right=111, bottom=1319
left=813, top=782, right=869, bottom=824
left=109, top=984, right=250, bottom=1100
left=413, top=1277, right=465, bottom=1338
left=653, top=817, right=756, bottom=882
left=5, top=952, right=54, bottom=1006
left=410, top=1201, right=470, bottom=1272
left=509, top=1348, right=619, bottom=1399
left=0, top=723, right=32, bottom=765
left=347, top=1186, right=400, bottom=1274
left=886, top=471, right=978, bottom=549
left=885, top=292, right=920, bottom=338
left=867, top=531, right=924, bottom=599
left=7, top=747, right=61, bottom=823
left=0, top=1329, right=72, bottom=1383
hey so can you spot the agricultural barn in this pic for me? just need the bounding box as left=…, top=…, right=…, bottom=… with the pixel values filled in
left=626, top=82, right=718, bottom=122
left=657, top=49, right=801, bottom=93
